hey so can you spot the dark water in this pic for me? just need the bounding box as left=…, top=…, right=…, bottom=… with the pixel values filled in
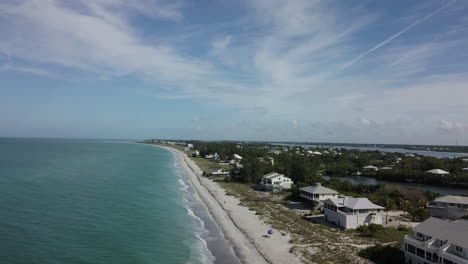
left=324, top=175, right=468, bottom=195
left=0, top=138, right=237, bottom=264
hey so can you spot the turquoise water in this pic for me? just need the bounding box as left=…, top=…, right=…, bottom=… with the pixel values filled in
left=0, top=138, right=216, bottom=264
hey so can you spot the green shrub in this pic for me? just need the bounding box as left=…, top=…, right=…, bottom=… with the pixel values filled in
left=358, top=244, right=404, bottom=264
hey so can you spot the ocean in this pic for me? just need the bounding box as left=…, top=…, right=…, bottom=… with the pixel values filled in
left=0, top=138, right=238, bottom=264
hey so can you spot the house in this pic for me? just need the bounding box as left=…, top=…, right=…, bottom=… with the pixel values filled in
left=300, top=183, right=339, bottom=202
left=259, top=172, right=293, bottom=192
left=268, top=149, right=282, bottom=155
left=363, top=165, right=379, bottom=171
left=194, top=150, right=200, bottom=157
left=379, top=166, right=393, bottom=170
left=403, top=217, right=468, bottom=264
left=210, top=168, right=230, bottom=177
left=463, top=168, right=468, bottom=172
left=427, top=195, right=468, bottom=220
left=405, top=153, right=416, bottom=158
left=187, top=144, right=194, bottom=149
left=426, top=169, right=450, bottom=175
left=266, top=157, right=274, bottom=166
left=324, top=197, right=384, bottom=229
left=233, top=154, right=242, bottom=160
left=463, top=158, right=468, bottom=163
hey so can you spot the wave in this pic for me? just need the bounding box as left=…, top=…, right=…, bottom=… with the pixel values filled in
left=174, top=157, right=216, bottom=264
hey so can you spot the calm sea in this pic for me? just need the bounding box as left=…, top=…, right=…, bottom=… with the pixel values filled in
left=0, top=138, right=237, bottom=264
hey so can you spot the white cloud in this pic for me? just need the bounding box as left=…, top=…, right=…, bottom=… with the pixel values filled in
left=436, top=120, right=465, bottom=134
left=211, top=35, right=232, bottom=55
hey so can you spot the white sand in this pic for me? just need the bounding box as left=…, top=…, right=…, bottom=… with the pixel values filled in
left=158, top=146, right=303, bottom=264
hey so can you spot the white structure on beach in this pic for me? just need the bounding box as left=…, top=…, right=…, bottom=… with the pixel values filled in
left=259, top=172, right=293, bottom=192
left=403, top=217, right=468, bottom=264
left=300, top=183, right=339, bottom=202
left=426, top=169, right=450, bottom=175
left=324, top=197, right=384, bottom=229
left=427, top=195, right=468, bottom=220
left=210, top=168, right=230, bottom=177
left=363, top=165, right=379, bottom=171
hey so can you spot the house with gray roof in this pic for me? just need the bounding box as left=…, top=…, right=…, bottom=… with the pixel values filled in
left=259, top=172, right=293, bottom=192
left=324, top=197, right=384, bottom=229
left=300, top=183, right=339, bottom=202
left=403, top=217, right=468, bottom=264
left=427, top=195, right=468, bottom=220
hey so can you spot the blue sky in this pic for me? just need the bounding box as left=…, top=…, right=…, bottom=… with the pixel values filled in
left=1, top=0, right=468, bottom=144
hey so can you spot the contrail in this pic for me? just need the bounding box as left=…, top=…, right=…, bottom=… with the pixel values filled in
left=341, top=0, right=457, bottom=71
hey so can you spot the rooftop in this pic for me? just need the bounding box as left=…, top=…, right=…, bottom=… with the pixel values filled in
left=262, top=172, right=285, bottom=179
left=413, top=217, right=468, bottom=248
left=328, top=197, right=384, bottom=210
left=434, top=195, right=468, bottom=205
left=300, top=183, right=338, bottom=195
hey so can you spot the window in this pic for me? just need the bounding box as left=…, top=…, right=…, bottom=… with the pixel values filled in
left=425, top=252, right=432, bottom=261
left=455, top=245, right=463, bottom=253
left=407, top=244, right=416, bottom=254
left=443, top=259, right=454, bottom=264
left=417, top=248, right=425, bottom=258
left=432, top=253, right=438, bottom=263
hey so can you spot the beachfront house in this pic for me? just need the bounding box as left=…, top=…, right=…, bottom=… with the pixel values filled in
left=324, top=197, right=384, bottom=229
left=427, top=195, right=468, bottom=220
left=363, top=165, right=379, bottom=171
left=300, top=183, right=339, bottom=203
left=426, top=169, right=450, bottom=175
left=403, top=217, right=468, bottom=264
left=259, top=172, right=293, bottom=192
left=210, top=168, right=230, bottom=177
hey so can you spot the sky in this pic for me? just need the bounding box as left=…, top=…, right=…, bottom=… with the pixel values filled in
left=1, top=0, right=468, bottom=144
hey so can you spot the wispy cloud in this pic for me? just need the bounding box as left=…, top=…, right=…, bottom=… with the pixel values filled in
left=341, top=0, right=457, bottom=71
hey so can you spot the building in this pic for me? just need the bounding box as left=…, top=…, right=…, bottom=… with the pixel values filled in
left=363, top=165, right=379, bottom=171
left=210, top=168, right=230, bottom=177
left=259, top=172, right=293, bottom=192
left=324, top=197, right=384, bottom=229
left=233, top=154, right=242, bottom=160
left=403, top=217, right=468, bottom=264
left=427, top=195, right=468, bottom=220
left=462, top=168, right=468, bottom=172
left=300, top=183, right=339, bottom=202
left=268, top=149, right=282, bottom=155
left=426, top=169, right=450, bottom=175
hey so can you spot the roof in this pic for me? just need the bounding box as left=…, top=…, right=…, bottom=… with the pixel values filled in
left=426, top=169, right=449, bottom=174
left=233, top=154, right=242, bottom=159
left=413, top=217, right=468, bottom=249
left=363, top=165, right=378, bottom=169
left=434, top=195, right=468, bottom=205
left=300, top=183, right=338, bottom=195
left=327, top=197, right=384, bottom=210
left=262, top=172, right=286, bottom=179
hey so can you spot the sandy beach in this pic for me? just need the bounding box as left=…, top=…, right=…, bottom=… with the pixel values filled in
left=157, top=145, right=303, bottom=264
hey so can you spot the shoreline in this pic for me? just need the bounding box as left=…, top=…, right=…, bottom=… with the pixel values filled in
left=152, top=145, right=302, bottom=264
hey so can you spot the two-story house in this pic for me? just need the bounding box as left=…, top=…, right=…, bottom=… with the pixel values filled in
left=324, top=197, right=384, bottom=229
left=427, top=195, right=468, bottom=220
left=300, top=183, right=339, bottom=202
left=259, top=172, right=293, bottom=192
left=403, top=217, right=468, bottom=264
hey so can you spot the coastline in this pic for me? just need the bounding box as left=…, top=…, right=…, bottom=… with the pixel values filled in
left=152, top=145, right=303, bottom=264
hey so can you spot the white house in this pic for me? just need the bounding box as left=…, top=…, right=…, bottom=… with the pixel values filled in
left=187, top=144, right=194, bottom=149
left=233, top=154, right=243, bottom=160
left=259, top=172, right=293, bottom=192
left=403, top=217, right=468, bottom=264
left=363, top=165, right=379, bottom=171
left=268, top=149, right=282, bottom=155
left=463, top=158, right=468, bottom=163
left=324, top=197, right=384, bottom=229
left=463, top=168, right=468, bottom=172
left=426, top=169, right=450, bottom=175
left=300, top=183, right=339, bottom=202
left=427, top=195, right=468, bottom=220
left=210, top=168, right=230, bottom=177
